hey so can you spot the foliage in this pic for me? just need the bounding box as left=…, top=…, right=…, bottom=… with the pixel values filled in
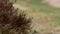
left=0, top=0, right=31, bottom=34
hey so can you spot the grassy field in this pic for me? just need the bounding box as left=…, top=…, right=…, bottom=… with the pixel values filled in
left=14, top=0, right=60, bottom=34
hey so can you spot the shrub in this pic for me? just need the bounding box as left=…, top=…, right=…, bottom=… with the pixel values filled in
left=0, top=0, right=31, bottom=34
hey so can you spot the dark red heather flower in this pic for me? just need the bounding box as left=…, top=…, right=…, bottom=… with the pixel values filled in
left=0, top=0, right=31, bottom=34
left=0, top=0, right=14, bottom=25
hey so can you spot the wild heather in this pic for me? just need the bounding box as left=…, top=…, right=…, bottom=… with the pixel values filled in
left=0, top=0, right=31, bottom=34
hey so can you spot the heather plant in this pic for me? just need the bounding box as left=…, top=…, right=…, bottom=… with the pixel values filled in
left=0, top=0, right=31, bottom=34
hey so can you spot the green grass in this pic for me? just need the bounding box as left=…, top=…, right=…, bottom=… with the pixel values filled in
left=16, top=0, right=60, bottom=33
left=9, top=0, right=16, bottom=3
left=15, top=0, right=60, bottom=26
left=29, top=0, right=42, bottom=4
left=27, top=0, right=60, bottom=26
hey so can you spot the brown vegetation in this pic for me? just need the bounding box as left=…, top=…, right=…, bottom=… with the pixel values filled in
left=0, top=0, right=31, bottom=34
